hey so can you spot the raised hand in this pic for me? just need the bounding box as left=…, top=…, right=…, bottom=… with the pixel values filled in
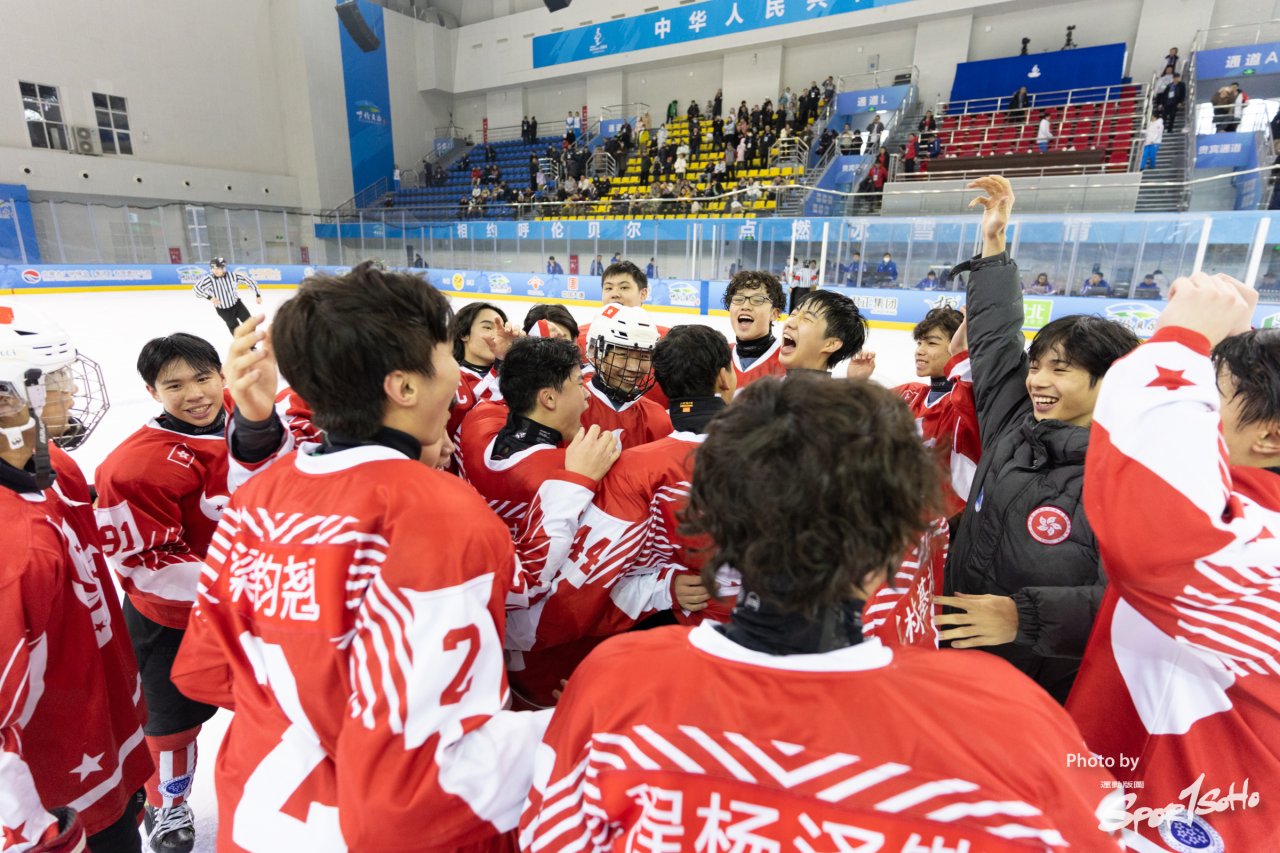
left=846, top=350, right=877, bottom=381
left=225, top=315, right=278, bottom=422
left=483, top=321, right=525, bottom=361
left=966, top=175, right=1014, bottom=258
left=1157, top=271, right=1258, bottom=348
left=949, top=307, right=968, bottom=356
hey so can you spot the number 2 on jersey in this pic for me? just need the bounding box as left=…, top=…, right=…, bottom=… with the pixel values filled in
left=440, top=624, right=481, bottom=705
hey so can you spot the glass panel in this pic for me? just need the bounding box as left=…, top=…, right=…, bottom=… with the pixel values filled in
left=117, top=133, right=132, bottom=155
left=48, top=124, right=68, bottom=151
left=99, top=128, right=115, bottom=154
left=114, top=113, right=129, bottom=131
left=92, top=92, right=108, bottom=109
left=109, top=95, right=126, bottom=112
left=42, top=103, right=62, bottom=123
left=28, top=123, right=47, bottom=148
left=96, top=110, right=112, bottom=128
left=37, top=85, right=56, bottom=101
left=19, top=81, right=36, bottom=98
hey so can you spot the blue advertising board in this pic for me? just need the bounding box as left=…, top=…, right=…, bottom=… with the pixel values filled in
left=1195, top=41, right=1280, bottom=80
left=532, top=0, right=916, bottom=68
left=9, top=263, right=1280, bottom=335
left=949, top=43, right=1128, bottom=104
left=338, top=0, right=395, bottom=196
left=833, top=86, right=911, bottom=118
left=1195, top=133, right=1258, bottom=169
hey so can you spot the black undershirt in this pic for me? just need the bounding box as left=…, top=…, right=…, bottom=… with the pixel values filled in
left=0, top=456, right=44, bottom=495
left=734, top=334, right=775, bottom=361
left=319, top=426, right=422, bottom=461
left=459, top=359, right=492, bottom=379
left=720, top=587, right=867, bottom=655
left=926, top=375, right=954, bottom=405
left=492, top=414, right=562, bottom=460
left=156, top=409, right=226, bottom=437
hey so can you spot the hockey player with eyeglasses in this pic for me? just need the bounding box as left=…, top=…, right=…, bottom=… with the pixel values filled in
left=580, top=304, right=672, bottom=449
left=0, top=306, right=152, bottom=853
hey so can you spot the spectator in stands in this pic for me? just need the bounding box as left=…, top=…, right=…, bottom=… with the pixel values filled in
left=485, top=144, right=496, bottom=162
left=412, top=253, right=425, bottom=269
left=1037, top=112, right=1054, bottom=153
left=918, top=110, right=938, bottom=143
left=713, top=87, right=723, bottom=118
left=1160, top=72, right=1185, bottom=131
left=1008, top=86, right=1030, bottom=124
left=736, top=136, right=748, bottom=172
left=1026, top=272, right=1056, bottom=295
left=688, top=99, right=701, bottom=120
left=1141, top=112, right=1164, bottom=170
left=1081, top=272, right=1111, bottom=297
left=779, top=86, right=792, bottom=111
left=916, top=270, right=941, bottom=290
left=1164, top=46, right=1181, bottom=72
left=674, top=152, right=688, bottom=178
left=1212, top=86, right=1235, bottom=132
left=744, top=178, right=762, bottom=202
left=822, top=76, right=836, bottom=107
left=840, top=252, right=864, bottom=285
left=1132, top=273, right=1161, bottom=299
left=521, top=115, right=531, bottom=143
left=589, top=254, right=605, bottom=276
left=1227, top=81, right=1248, bottom=132
left=547, top=256, right=564, bottom=275
left=876, top=252, right=899, bottom=285
left=867, top=113, right=885, bottom=148
left=657, top=123, right=669, bottom=149
left=1154, top=65, right=1175, bottom=103
left=902, top=133, right=919, bottom=174
left=530, top=115, right=538, bottom=139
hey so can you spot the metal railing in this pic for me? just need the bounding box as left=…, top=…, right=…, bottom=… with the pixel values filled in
left=1195, top=19, right=1280, bottom=52
left=938, top=83, right=1142, bottom=116
left=836, top=66, right=919, bottom=94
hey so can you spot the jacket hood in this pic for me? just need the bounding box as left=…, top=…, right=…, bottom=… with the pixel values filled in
left=1016, top=415, right=1090, bottom=469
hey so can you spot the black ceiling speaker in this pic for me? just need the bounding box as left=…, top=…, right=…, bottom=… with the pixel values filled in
left=336, top=1, right=381, bottom=52
left=544, top=0, right=573, bottom=10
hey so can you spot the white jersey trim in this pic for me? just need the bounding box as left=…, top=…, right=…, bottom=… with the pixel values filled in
left=667, top=431, right=707, bottom=444
left=686, top=620, right=894, bottom=672
left=481, top=436, right=559, bottom=473
left=294, top=444, right=408, bottom=475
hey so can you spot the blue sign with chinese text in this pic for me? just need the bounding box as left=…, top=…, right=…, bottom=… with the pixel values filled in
left=1195, top=133, right=1257, bottom=169
left=1196, top=42, right=1280, bottom=80
left=532, top=0, right=917, bottom=68
left=339, top=0, right=395, bottom=196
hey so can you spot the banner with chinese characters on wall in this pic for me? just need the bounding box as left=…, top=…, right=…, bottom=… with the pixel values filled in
left=531, top=0, right=917, bottom=68
left=1194, top=133, right=1258, bottom=169
left=1195, top=42, right=1280, bottom=81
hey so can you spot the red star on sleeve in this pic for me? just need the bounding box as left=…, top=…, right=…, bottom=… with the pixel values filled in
left=1147, top=365, right=1196, bottom=391
left=2, top=822, right=29, bottom=846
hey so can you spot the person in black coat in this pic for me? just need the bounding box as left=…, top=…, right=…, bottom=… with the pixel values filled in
left=1161, top=73, right=1186, bottom=129
left=1008, top=87, right=1030, bottom=123
left=936, top=176, right=1140, bottom=704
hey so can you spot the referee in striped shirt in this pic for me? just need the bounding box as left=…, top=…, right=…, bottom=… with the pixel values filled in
left=193, top=257, right=261, bottom=334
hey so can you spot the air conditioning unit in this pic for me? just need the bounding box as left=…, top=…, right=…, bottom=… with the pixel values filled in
left=70, top=125, right=101, bottom=156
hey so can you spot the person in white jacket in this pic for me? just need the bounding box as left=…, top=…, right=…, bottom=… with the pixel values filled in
left=1036, top=112, right=1054, bottom=153
left=1141, top=112, right=1164, bottom=170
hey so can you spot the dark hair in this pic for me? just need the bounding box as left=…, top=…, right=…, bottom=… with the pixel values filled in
left=653, top=325, right=731, bottom=399
left=723, top=270, right=785, bottom=310
left=137, top=333, right=221, bottom=387
left=498, top=337, right=582, bottom=417
left=683, top=375, right=941, bottom=613
left=795, top=289, right=868, bottom=368
left=522, top=303, right=579, bottom=339
left=602, top=260, right=648, bottom=291
left=272, top=261, right=452, bottom=439
left=1028, top=315, right=1140, bottom=386
left=913, top=306, right=963, bottom=342
left=451, top=302, right=508, bottom=362
left=1213, top=330, right=1280, bottom=427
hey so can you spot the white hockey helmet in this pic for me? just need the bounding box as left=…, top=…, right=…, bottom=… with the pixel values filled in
left=587, top=304, right=659, bottom=403
left=0, top=305, right=108, bottom=453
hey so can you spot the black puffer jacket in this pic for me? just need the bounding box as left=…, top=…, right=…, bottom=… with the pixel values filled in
left=945, top=251, right=1105, bottom=703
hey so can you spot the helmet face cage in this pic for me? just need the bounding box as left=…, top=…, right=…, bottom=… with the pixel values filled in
left=590, top=340, right=656, bottom=403
left=0, top=355, right=110, bottom=450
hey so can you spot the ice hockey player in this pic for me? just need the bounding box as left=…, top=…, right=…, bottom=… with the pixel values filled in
left=445, top=301, right=508, bottom=449
left=894, top=306, right=980, bottom=517
left=506, top=324, right=740, bottom=707
left=171, top=263, right=553, bottom=851
left=1070, top=272, right=1280, bottom=849
left=936, top=175, right=1139, bottom=703
left=723, top=270, right=787, bottom=389
left=520, top=374, right=1124, bottom=851
left=576, top=260, right=672, bottom=405
left=582, top=304, right=672, bottom=448
left=776, top=288, right=868, bottom=375
left=94, top=328, right=290, bottom=852
left=0, top=306, right=152, bottom=853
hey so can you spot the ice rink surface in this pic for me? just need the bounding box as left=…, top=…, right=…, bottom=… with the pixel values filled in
left=6, top=287, right=923, bottom=851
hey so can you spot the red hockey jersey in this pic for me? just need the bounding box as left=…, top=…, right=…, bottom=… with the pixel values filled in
left=172, top=444, right=550, bottom=852
left=581, top=381, right=672, bottom=450
left=95, top=399, right=289, bottom=628
left=1, top=448, right=151, bottom=848
left=1069, top=326, right=1280, bottom=850
left=894, top=350, right=980, bottom=517
left=731, top=336, right=787, bottom=391
left=446, top=365, right=499, bottom=455
left=521, top=623, right=1122, bottom=852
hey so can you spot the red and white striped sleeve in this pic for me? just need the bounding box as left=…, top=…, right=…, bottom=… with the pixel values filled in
left=1085, top=326, right=1280, bottom=665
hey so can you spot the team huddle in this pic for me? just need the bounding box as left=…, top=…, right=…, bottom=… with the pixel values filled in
left=4, top=177, right=1279, bottom=853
